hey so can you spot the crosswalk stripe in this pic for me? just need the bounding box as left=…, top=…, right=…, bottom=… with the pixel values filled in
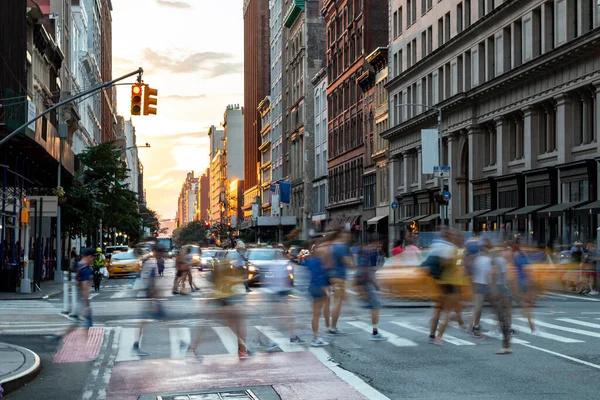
left=255, top=326, right=302, bottom=352
left=212, top=326, right=239, bottom=354
left=556, top=318, right=600, bottom=330
left=115, top=328, right=141, bottom=362
left=390, top=321, right=475, bottom=346
left=169, top=327, right=191, bottom=358
left=517, top=318, right=600, bottom=339
left=481, top=318, right=584, bottom=343
left=110, top=291, right=128, bottom=299
left=347, top=321, right=418, bottom=347
left=547, top=292, right=600, bottom=302
left=89, top=293, right=99, bottom=300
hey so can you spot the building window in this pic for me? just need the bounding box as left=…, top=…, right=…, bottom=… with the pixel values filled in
left=465, top=0, right=471, bottom=27
left=540, top=102, right=557, bottom=153
left=478, top=0, right=485, bottom=19
left=457, top=2, right=463, bottom=33
left=438, top=17, right=444, bottom=47
left=393, top=10, right=398, bottom=38
left=510, top=114, right=524, bottom=161
left=483, top=124, right=497, bottom=167
left=398, top=7, right=403, bottom=36
left=407, top=42, right=412, bottom=68
left=427, top=25, right=433, bottom=54
left=498, top=190, right=518, bottom=208
left=527, top=185, right=550, bottom=206
left=562, top=180, right=589, bottom=203
left=407, top=0, right=412, bottom=27
left=473, top=193, right=491, bottom=210
left=445, top=12, right=451, bottom=42
left=421, top=31, right=427, bottom=57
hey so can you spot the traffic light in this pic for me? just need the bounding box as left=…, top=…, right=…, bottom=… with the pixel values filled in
left=143, top=84, right=158, bottom=115
left=131, top=83, right=143, bottom=115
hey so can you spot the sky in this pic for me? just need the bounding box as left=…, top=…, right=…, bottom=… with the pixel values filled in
left=112, top=0, right=244, bottom=220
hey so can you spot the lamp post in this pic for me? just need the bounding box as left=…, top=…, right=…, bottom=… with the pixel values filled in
left=395, top=103, right=449, bottom=225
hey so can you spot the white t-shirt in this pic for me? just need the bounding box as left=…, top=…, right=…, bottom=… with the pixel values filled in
left=492, top=256, right=508, bottom=285
left=472, top=255, right=492, bottom=285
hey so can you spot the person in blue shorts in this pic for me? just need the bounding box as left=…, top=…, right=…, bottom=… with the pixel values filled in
left=306, top=238, right=332, bottom=347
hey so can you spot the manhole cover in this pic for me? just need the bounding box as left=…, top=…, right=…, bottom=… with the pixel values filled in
left=139, top=386, right=280, bottom=400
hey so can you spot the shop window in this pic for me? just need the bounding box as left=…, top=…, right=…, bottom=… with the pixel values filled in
left=562, top=180, right=589, bottom=203
left=474, top=193, right=491, bottom=210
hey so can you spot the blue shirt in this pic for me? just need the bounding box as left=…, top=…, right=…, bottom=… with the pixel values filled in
left=359, top=247, right=379, bottom=268
left=304, top=256, right=328, bottom=288
left=331, top=243, right=350, bottom=279
left=76, top=262, right=92, bottom=282
left=513, top=252, right=529, bottom=282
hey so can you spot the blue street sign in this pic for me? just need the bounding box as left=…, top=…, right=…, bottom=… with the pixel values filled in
left=442, top=191, right=451, bottom=201
left=391, top=201, right=398, bottom=209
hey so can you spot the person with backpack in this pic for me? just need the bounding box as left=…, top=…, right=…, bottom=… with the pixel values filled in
left=356, top=240, right=388, bottom=341
left=427, top=228, right=466, bottom=345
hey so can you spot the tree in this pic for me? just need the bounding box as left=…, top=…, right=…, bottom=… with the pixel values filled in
left=139, top=204, right=160, bottom=235
left=173, top=221, right=207, bottom=245
left=62, top=142, right=142, bottom=242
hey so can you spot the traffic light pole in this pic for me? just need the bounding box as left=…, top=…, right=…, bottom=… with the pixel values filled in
left=0, top=68, right=144, bottom=148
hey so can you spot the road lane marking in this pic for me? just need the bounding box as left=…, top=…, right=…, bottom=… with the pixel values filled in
left=347, top=321, right=418, bottom=347
left=517, top=318, right=600, bottom=338
left=169, top=327, right=191, bottom=358
left=481, top=318, right=584, bottom=343
left=547, top=292, right=600, bottom=302
left=115, top=328, right=141, bottom=362
left=390, top=321, right=475, bottom=346
left=519, top=342, right=600, bottom=370
left=82, top=328, right=112, bottom=400
left=255, top=326, right=303, bottom=352
left=110, top=291, right=128, bottom=299
left=310, top=347, right=391, bottom=400
left=556, top=318, right=600, bottom=330
left=212, top=326, right=239, bottom=354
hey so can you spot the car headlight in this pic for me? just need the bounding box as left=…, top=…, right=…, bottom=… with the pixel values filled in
left=286, top=264, right=293, bottom=271
left=248, top=265, right=257, bottom=272
left=193, top=255, right=200, bottom=260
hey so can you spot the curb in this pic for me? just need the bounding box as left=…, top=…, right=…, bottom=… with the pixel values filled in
left=0, top=343, right=41, bottom=396
left=0, top=289, right=63, bottom=301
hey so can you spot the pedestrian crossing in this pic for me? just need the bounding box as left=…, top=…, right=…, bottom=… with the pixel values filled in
left=58, top=313, right=600, bottom=365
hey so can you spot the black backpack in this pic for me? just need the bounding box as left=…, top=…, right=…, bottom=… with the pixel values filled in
left=422, top=254, right=444, bottom=280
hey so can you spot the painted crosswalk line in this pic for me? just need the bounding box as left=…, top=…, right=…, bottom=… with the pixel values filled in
left=556, top=318, right=600, bottom=330
left=169, top=327, right=192, bottom=358
left=211, top=326, right=240, bottom=354
left=390, top=321, right=475, bottom=345
left=517, top=318, right=600, bottom=339
left=346, top=321, right=418, bottom=347
left=255, top=326, right=304, bottom=352
left=547, top=292, right=600, bottom=302
left=115, top=328, right=141, bottom=362
left=481, top=318, right=584, bottom=343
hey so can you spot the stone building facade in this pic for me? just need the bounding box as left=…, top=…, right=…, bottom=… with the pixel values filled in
left=384, top=0, right=600, bottom=245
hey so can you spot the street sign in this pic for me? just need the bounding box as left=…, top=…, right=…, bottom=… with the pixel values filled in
left=391, top=201, right=398, bottom=209
left=433, top=165, right=450, bottom=178
left=442, top=191, right=451, bottom=201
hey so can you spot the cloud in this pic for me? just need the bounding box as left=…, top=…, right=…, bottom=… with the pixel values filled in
left=151, top=178, right=176, bottom=189
left=142, top=48, right=243, bottom=77
left=163, top=94, right=208, bottom=100
left=156, top=0, right=192, bottom=8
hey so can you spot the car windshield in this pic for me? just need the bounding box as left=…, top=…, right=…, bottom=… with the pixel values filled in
left=105, top=247, right=127, bottom=254
left=185, top=246, right=200, bottom=254
left=201, top=250, right=217, bottom=257
left=247, top=249, right=284, bottom=261
left=112, top=252, right=137, bottom=261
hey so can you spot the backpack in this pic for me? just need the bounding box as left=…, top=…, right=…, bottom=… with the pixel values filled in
left=422, top=254, right=444, bottom=280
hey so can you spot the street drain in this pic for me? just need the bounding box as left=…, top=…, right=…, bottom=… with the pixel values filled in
left=139, top=385, right=281, bottom=400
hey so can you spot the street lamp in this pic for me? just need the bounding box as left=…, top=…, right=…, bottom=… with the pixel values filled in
left=126, top=143, right=150, bottom=151
left=395, top=103, right=448, bottom=225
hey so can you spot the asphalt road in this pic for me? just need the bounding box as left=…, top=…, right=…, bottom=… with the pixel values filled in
left=2, top=259, right=600, bottom=399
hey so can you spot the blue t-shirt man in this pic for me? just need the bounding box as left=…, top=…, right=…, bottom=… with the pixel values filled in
left=331, top=243, right=351, bottom=280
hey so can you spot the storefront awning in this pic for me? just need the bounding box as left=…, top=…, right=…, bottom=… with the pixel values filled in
left=325, top=218, right=344, bottom=232
left=418, top=214, right=440, bottom=224
left=539, top=201, right=588, bottom=218
left=574, top=200, right=600, bottom=214
left=399, top=215, right=427, bottom=224
left=505, top=204, right=550, bottom=219
left=455, top=209, right=490, bottom=223
left=477, top=207, right=518, bottom=220
left=367, top=215, right=388, bottom=225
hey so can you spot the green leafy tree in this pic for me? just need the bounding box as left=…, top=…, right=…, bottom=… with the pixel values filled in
left=173, top=220, right=207, bottom=245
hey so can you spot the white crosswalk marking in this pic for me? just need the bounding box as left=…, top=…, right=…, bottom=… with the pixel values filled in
left=255, top=326, right=302, bottom=352
left=110, top=291, right=128, bottom=299
left=115, top=328, right=141, bottom=362
left=481, top=318, right=584, bottom=343
left=517, top=318, right=600, bottom=339
left=169, top=327, right=191, bottom=358
left=556, top=318, right=600, bottom=330
left=347, top=321, right=418, bottom=347
left=89, top=293, right=99, bottom=300
left=212, top=326, right=240, bottom=354
left=547, top=292, right=600, bottom=302
left=390, top=321, right=475, bottom=345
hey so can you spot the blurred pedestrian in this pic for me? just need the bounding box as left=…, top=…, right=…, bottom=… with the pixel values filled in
left=512, top=243, right=536, bottom=334
left=356, top=240, right=388, bottom=341
left=391, top=240, right=403, bottom=256
left=469, top=239, right=491, bottom=337
left=490, top=245, right=512, bottom=354
left=59, top=248, right=95, bottom=340
left=307, top=238, right=332, bottom=346
left=429, top=228, right=466, bottom=345
left=173, top=247, right=193, bottom=295
left=327, top=230, right=353, bottom=336
left=92, top=247, right=105, bottom=291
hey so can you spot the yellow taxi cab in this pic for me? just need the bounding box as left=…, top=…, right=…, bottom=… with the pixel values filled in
left=376, top=246, right=557, bottom=302
left=107, top=250, right=142, bottom=278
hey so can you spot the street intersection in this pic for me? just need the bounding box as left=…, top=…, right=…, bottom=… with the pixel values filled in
left=2, top=260, right=600, bottom=399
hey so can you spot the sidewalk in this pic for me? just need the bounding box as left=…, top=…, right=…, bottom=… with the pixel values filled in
left=0, top=280, right=65, bottom=301
left=0, top=343, right=41, bottom=397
